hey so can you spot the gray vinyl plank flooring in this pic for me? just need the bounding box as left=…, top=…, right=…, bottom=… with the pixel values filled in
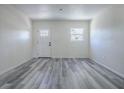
left=0, top=58, right=124, bottom=89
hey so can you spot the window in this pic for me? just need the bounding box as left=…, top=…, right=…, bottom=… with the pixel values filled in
left=71, top=28, right=84, bottom=41
left=40, top=30, right=49, bottom=37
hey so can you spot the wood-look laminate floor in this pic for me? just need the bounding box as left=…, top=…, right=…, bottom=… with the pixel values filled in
left=0, top=58, right=124, bottom=89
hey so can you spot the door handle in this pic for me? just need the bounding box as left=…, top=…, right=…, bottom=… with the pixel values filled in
left=49, top=42, right=51, bottom=46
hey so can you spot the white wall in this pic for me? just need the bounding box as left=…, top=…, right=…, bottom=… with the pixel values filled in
left=32, top=20, right=90, bottom=58
left=0, top=5, right=32, bottom=75
left=90, top=5, right=124, bottom=77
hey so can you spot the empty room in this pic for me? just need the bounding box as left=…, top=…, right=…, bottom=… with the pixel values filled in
left=0, top=4, right=124, bottom=89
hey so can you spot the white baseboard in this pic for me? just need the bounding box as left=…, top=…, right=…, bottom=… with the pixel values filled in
left=91, top=58, right=124, bottom=78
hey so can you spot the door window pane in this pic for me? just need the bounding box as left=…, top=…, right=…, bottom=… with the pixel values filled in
left=40, top=30, right=48, bottom=36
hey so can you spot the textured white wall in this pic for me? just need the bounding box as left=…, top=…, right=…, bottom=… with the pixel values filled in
left=90, top=5, right=124, bottom=77
left=32, top=20, right=90, bottom=58
left=0, top=5, right=32, bottom=75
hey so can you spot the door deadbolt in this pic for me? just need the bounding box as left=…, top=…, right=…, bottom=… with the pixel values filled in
left=49, top=42, right=51, bottom=46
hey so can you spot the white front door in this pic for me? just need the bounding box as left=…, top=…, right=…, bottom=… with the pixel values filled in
left=37, top=29, right=51, bottom=57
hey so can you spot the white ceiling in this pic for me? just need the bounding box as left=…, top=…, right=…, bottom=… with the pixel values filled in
left=13, top=4, right=111, bottom=20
